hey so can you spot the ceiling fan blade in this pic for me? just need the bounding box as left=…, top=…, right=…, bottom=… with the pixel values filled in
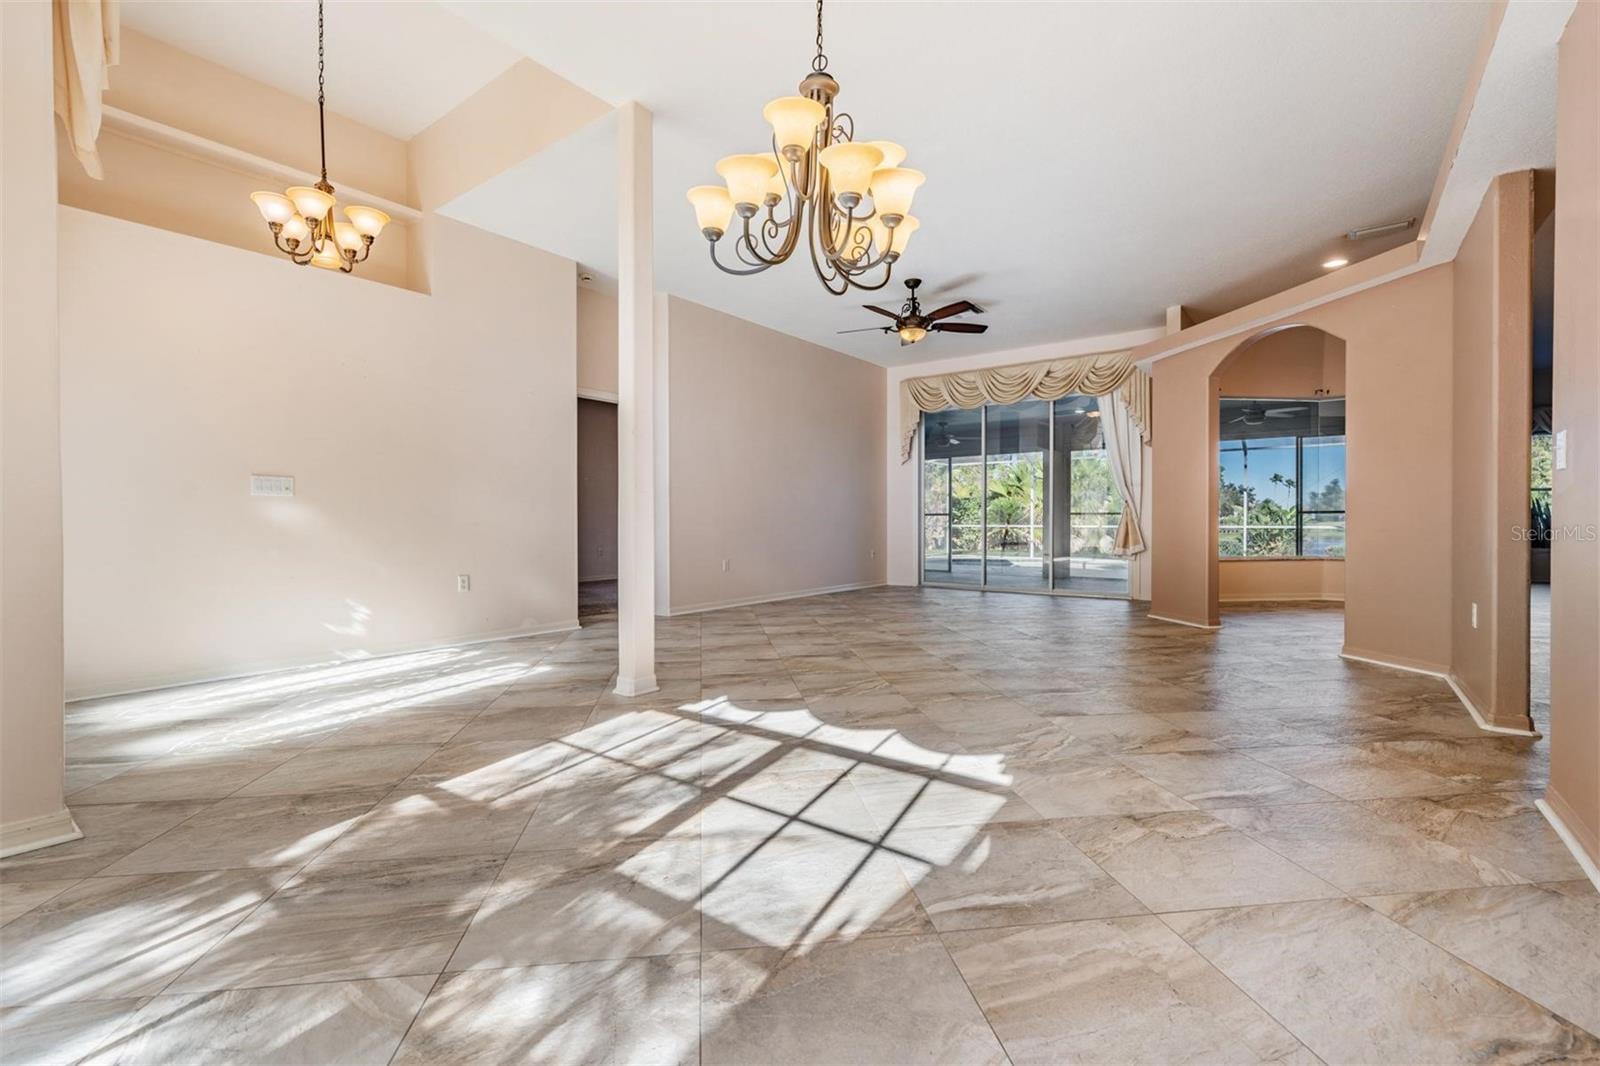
left=836, top=327, right=890, bottom=334
left=925, top=299, right=982, bottom=322
left=1228, top=416, right=1247, bottom=424
left=930, top=322, right=988, bottom=333
left=862, top=304, right=900, bottom=320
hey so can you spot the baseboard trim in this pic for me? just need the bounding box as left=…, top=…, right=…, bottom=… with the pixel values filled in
left=1147, top=612, right=1220, bottom=630
left=0, top=808, right=83, bottom=858
left=1218, top=594, right=1345, bottom=603
left=1338, top=649, right=1539, bottom=737
left=67, top=619, right=583, bottom=703
left=614, top=675, right=660, bottom=698
left=669, top=582, right=886, bottom=617
left=1536, top=796, right=1600, bottom=894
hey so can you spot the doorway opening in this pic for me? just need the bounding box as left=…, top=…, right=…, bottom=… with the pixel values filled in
left=577, top=397, right=618, bottom=622
left=919, top=396, right=1129, bottom=598
left=1529, top=169, right=1556, bottom=731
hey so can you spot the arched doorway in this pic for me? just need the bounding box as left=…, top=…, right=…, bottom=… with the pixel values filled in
left=1207, top=325, right=1348, bottom=630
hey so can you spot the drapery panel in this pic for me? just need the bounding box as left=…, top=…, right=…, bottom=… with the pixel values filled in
left=1095, top=391, right=1147, bottom=556
left=898, top=350, right=1151, bottom=462
left=53, top=0, right=120, bottom=180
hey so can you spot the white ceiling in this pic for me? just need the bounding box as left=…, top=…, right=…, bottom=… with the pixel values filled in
left=440, top=0, right=1490, bottom=367
left=120, top=0, right=523, bottom=140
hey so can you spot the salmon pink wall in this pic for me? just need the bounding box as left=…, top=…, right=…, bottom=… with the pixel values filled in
left=1450, top=171, right=1534, bottom=732
left=1545, top=0, right=1600, bottom=870
left=1151, top=266, right=1456, bottom=673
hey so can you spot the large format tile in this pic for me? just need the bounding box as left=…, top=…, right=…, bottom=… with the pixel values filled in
left=0, top=802, right=207, bottom=883
left=1165, top=898, right=1600, bottom=1063
left=169, top=855, right=502, bottom=990
left=889, top=820, right=1147, bottom=931
left=0, top=1000, right=145, bottom=1065
left=448, top=835, right=700, bottom=970
left=1361, top=791, right=1588, bottom=883
left=311, top=786, right=533, bottom=864
left=700, top=810, right=931, bottom=951
left=1064, top=811, right=1342, bottom=912
left=0, top=869, right=291, bottom=1005
left=84, top=976, right=432, bottom=1065
left=1114, top=751, right=1336, bottom=808
left=944, top=916, right=1309, bottom=1064
left=0, top=880, right=80, bottom=927
left=232, top=744, right=439, bottom=797
left=1366, top=881, right=1600, bottom=1036
left=66, top=748, right=299, bottom=804
left=1009, top=756, right=1196, bottom=818
left=99, top=791, right=383, bottom=875
left=394, top=956, right=699, bottom=1065
left=701, top=936, right=1005, bottom=1065
left=1212, top=801, right=1527, bottom=895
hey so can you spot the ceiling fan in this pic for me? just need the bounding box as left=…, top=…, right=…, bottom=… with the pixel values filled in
left=1229, top=402, right=1309, bottom=425
left=837, top=278, right=987, bottom=346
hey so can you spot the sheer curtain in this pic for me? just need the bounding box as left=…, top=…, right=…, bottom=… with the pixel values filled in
left=53, top=0, right=120, bottom=179
left=1096, top=391, right=1146, bottom=556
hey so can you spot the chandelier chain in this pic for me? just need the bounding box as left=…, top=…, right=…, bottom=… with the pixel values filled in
left=812, top=0, right=827, bottom=72
left=316, top=0, right=328, bottom=183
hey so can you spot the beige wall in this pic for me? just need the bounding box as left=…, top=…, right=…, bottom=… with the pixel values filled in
left=1151, top=266, right=1456, bottom=672
left=577, top=399, right=618, bottom=582
left=59, top=208, right=579, bottom=697
left=1, top=0, right=72, bottom=847
left=578, top=286, right=619, bottom=397
left=1451, top=171, right=1534, bottom=731
left=667, top=297, right=886, bottom=612
left=1547, top=0, right=1600, bottom=869
left=1215, top=326, right=1347, bottom=603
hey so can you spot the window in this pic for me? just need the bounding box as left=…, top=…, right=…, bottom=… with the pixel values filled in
left=1531, top=432, right=1553, bottom=547
left=920, top=397, right=1128, bottom=595
left=1218, top=398, right=1345, bottom=558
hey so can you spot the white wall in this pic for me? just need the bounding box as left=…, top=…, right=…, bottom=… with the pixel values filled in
left=883, top=329, right=1166, bottom=594
left=577, top=285, right=619, bottom=397
left=667, top=297, right=886, bottom=612
left=59, top=208, right=579, bottom=697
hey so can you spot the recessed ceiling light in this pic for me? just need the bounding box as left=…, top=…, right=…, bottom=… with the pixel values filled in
left=1322, top=257, right=1349, bottom=270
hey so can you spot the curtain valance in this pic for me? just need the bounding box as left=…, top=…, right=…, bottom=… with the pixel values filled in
left=898, top=351, right=1151, bottom=462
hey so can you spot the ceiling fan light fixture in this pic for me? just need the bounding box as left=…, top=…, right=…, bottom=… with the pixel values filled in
left=898, top=324, right=928, bottom=344
left=1322, top=256, right=1349, bottom=270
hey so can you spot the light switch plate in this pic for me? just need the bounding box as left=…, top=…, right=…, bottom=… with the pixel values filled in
left=1555, top=429, right=1568, bottom=471
left=250, top=475, right=295, bottom=497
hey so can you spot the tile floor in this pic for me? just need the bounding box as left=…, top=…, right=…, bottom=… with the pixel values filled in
left=2, top=590, right=1596, bottom=1064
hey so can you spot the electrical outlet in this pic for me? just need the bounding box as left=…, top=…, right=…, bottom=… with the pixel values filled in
left=457, top=574, right=471, bottom=593
left=1471, top=602, right=1478, bottom=629
left=721, top=559, right=730, bottom=573
left=1555, top=429, right=1568, bottom=471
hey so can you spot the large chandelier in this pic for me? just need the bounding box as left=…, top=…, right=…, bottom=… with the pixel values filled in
left=248, top=0, right=389, bottom=273
left=686, top=0, right=923, bottom=295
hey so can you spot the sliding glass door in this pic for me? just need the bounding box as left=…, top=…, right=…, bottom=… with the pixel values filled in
left=920, top=396, right=1129, bottom=597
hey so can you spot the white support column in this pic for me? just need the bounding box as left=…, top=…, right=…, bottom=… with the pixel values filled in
left=615, top=102, right=658, bottom=696
left=1, top=0, right=80, bottom=856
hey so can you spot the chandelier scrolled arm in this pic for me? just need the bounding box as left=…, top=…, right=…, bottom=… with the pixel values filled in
left=685, top=0, right=924, bottom=296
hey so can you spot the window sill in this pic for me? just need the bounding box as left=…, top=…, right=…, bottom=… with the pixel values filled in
left=1218, top=556, right=1345, bottom=563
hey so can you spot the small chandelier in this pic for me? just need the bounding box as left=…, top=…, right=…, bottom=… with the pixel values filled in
left=249, top=0, right=389, bottom=273
left=686, top=0, right=923, bottom=295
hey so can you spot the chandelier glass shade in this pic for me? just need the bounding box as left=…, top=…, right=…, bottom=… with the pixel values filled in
left=250, top=0, right=389, bottom=273
left=687, top=0, right=924, bottom=295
